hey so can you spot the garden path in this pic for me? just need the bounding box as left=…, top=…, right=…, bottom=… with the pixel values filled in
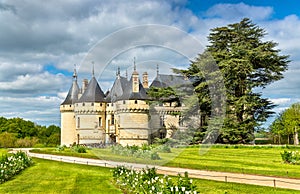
left=11, top=148, right=300, bottom=191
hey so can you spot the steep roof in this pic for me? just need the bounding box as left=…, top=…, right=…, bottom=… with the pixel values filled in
left=61, top=80, right=80, bottom=105
left=106, top=76, right=148, bottom=102
left=150, top=74, right=190, bottom=88
left=105, top=76, right=128, bottom=102
left=78, top=76, right=105, bottom=103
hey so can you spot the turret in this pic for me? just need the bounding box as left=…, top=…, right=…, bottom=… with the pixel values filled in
left=60, top=67, right=80, bottom=146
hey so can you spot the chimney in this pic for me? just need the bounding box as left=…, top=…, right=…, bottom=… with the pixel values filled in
left=82, top=79, right=88, bottom=93
left=132, top=71, right=139, bottom=93
left=142, top=72, right=148, bottom=89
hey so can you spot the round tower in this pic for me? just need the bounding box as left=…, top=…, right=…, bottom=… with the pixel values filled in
left=74, top=67, right=106, bottom=145
left=60, top=68, right=79, bottom=146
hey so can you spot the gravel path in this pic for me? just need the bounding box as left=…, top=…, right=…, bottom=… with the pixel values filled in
left=11, top=149, right=300, bottom=191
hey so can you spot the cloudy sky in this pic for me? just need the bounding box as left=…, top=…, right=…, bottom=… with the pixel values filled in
left=0, top=0, right=300, bottom=127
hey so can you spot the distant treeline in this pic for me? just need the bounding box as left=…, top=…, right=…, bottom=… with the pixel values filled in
left=0, top=117, right=60, bottom=148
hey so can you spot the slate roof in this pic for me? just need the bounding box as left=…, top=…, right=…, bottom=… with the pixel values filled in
left=106, top=76, right=148, bottom=102
left=150, top=74, right=190, bottom=88
left=78, top=76, right=105, bottom=103
left=61, top=80, right=80, bottom=105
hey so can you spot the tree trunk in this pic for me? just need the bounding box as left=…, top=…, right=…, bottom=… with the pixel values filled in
left=294, top=127, right=299, bottom=145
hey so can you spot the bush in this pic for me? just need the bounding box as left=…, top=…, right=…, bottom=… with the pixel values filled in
left=0, top=132, right=17, bottom=148
left=281, top=150, right=300, bottom=164
left=56, top=145, right=67, bottom=151
left=112, top=166, right=198, bottom=193
left=15, top=137, right=39, bottom=148
left=150, top=152, right=160, bottom=160
left=111, top=144, right=161, bottom=160
left=156, top=144, right=171, bottom=153
left=71, top=145, right=87, bottom=153
left=0, top=151, right=33, bottom=184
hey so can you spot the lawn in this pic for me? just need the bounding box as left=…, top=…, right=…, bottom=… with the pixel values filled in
left=0, top=148, right=8, bottom=155
left=31, top=145, right=300, bottom=178
left=165, top=145, right=300, bottom=178
left=0, top=158, right=122, bottom=194
left=0, top=157, right=298, bottom=194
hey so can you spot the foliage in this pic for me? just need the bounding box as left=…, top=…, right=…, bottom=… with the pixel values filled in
left=111, top=144, right=161, bottom=160
left=281, top=150, right=300, bottom=165
left=56, top=145, right=67, bottom=151
left=0, top=117, right=60, bottom=147
left=0, top=132, right=17, bottom=148
left=71, top=145, right=87, bottom=153
left=0, top=151, right=33, bottom=184
left=181, top=18, right=289, bottom=144
left=147, top=86, right=179, bottom=102
left=112, top=166, right=198, bottom=194
left=269, top=103, right=300, bottom=145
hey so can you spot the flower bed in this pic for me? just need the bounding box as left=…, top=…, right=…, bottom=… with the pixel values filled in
left=0, top=151, right=33, bottom=184
left=112, top=166, right=198, bottom=194
left=281, top=150, right=300, bottom=164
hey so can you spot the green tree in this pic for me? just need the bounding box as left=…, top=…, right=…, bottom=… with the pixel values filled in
left=283, top=103, right=300, bottom=145
left=270, top=103, right=300, bottom=145
left=0, top=132, right=17, bottom=148
left=269, top=113, right=286, bottom=144
left=183, top=18, right=289, bottom=144
left=0, top=116, right=61, bottom=147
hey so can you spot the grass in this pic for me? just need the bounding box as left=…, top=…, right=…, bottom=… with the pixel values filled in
left=0, top=157, right=298, bottom=194
left=30, top=145, right=300, bottom=178
left=165, top=145, right=300, bottom=178
left=0, top=158, right=122, bottom=194
left=0, top=148, right=8, bottom=155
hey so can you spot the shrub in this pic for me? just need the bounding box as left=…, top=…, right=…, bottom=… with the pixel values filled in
left=156, top=144, right=171, bottom=153
left=281, top=150, right=300, bottom=164
left=15, top=137, right=39, bottom=148
left=56, top=145, right=67, bottom=151
left=0, top=151, right=33, bottom=184
left=150, top=152, right=160, bottom=160
left=71, top=145, right=87, bottom=153
left=111, top=144, right=161, bottom=160
left=112, top=166, right=198, bottom=193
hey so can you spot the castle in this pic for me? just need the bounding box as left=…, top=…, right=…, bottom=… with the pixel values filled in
left=60, top=62, right=188, bottom=146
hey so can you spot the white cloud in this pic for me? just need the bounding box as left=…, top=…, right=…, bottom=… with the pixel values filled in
left=0, top=1, right=300, bottom=128
left=0, top=96, right=62, bottom=126
left=0, top=72, right=66, bottom=96
left=270, top=98, right=291, bottom=105
left=205, top=2, right=273, bottom=20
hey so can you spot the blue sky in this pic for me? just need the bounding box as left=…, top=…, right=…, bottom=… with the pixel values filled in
left=0, top=0, right=300, bottom=127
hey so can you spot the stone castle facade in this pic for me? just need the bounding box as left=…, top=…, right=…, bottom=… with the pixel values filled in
left=60, top=63, right=187, bottom=146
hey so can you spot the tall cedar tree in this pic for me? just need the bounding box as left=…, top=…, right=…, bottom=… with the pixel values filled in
left=183, top=18, right=289, bottom=144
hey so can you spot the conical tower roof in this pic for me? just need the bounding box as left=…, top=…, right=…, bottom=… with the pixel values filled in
left=61, top=69, right=80, bottom=105
left=78, top=76, right=105, bottom=102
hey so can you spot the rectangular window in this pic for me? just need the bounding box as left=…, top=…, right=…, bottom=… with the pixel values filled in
left=111, top=114, right=114, bottom=125
left=77, top=117, right=80, bottom=128
left=99, top=117, right=102, bottom=127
